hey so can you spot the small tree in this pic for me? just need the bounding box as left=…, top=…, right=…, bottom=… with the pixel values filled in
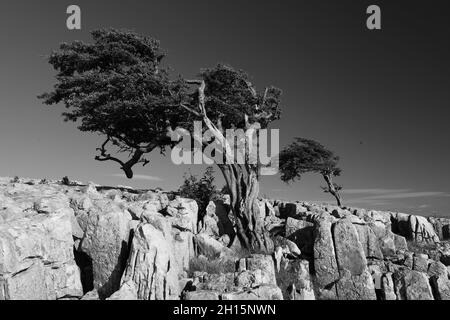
left=178, top=166, right=218, bottom=215
left=279, top=138, right=343, bottom=207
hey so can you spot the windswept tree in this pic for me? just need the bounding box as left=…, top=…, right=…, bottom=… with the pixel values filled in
left=280, top=138, right=343, bottom=207
left=177, top=65, right=282, bottom=252
left=39, top=29, right=189, bottom=178
left=41, top=29, right=282, bottom=253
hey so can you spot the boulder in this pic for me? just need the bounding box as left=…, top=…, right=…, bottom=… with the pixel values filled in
left=333, top=219, right=367, bottom=276
left=195, top=233, right=232, bottom=259
left=0, top=206, right=83, bottom=300
left=81, top=290, right=99, bottom=300
left=391, top=213, right=439, bottom=243
left=335, top=269, right=377, bottom=300
left=354, top=224, right=383, bottom=259
left=428, top=261, right=450, bottom=300
left=313, top=218, right=339, bottom=289
left=428, top=261, right=448, bottom=278
left=77, top=203, right=133, bottom=298
left=430, top=276, right=450, bottom=300
left=120, top=222, right=180, bottom=300
left=285, top=217, right=314, bottom=255
left=413, top=253, right=429, bottom=273
left=393, top=234, right=408, bottom=251
left=393, top=269, right=434, bottom=300
left=238, top=254, right=277, bottom=286
left=106, top=281, right=137, bottom=300
left=166, top=197, right=198, bottom=233
left=381, top=272, right=397, bottom=300
left=276, top=258, right=315, bottom=300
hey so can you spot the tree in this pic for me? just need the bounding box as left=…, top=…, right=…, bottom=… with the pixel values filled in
left=279, top=138, right=343, bottom=207
left=178, top=166, right=218, bottom=216
left=39, top=29, right=189, bottom=178
left=179, top=65, right=282, bottom=253
left=41, top=29, right=282, bottom=253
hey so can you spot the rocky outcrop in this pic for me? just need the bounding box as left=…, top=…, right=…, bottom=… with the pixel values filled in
left=276, top=258, right=315, bottom=300
left=312, top=217, right=339, bottom=291
left=0, top=183, right=83, bottom=299
left=120, top=221, right=180, bottom=300
left=76, top=200, right=134, bottom=298
left=391, top=212, right=440, bottom=243
left=1, top=177, right=449, bottom=301
left=393, top=269, right=434, bottom=300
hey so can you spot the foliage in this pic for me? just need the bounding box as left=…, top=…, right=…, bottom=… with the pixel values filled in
left=280, top=137, right=343, bottom=206
left=39, top=29, right=191, bottom=178
left=61, top=176, right=71, bottom=186
left=279, top=138, right=341, bottom=182
left=178, top=166, right=218, bottom=215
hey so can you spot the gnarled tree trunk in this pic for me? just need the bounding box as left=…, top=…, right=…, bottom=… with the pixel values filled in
left=218, top=164, right=273, bottom=254
left=323, top=174, right=342, bottom=207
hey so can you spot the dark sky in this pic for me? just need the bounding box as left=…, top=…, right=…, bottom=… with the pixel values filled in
left=0, top=0, right=449, bottom=216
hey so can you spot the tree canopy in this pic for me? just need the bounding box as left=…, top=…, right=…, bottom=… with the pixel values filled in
left=279, top=138, right=341, bottom=182
left=279, top=138, right=343, bottom=206
left=39, top=29, right=191, bottom=178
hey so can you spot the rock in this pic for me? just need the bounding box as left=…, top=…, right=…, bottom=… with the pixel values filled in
left=137, top=192, right=169, bottom=211
left=313, top=218, right=339, bottom=289
left=276, top=258, right=315, bottom=300
left=221, top=285, right=283, bottom=300
left=411, top=215, right=440, bottom=243
left=166, top=198, right=198, bottom=233
left=195, top=233, right=232, bottom=259
left=403, top=251, right=414, bottom=269
left=428, top=217, right=450, bottom=240
left=120, top=223, right=179, bottom=300
left=413, top=253, right=429, bottom=273
left=285, top=217, right=314, bottom=255
left=81, top=290, right=99, bottom=300
left=333, top=219, right=367, bottom=276
left=430, top=276, right=450, bottom=300
left=440, top=244, right=450, bottom=266
left=183, top=290, right=220, bottom=300
left=393, top=269, right=434, bottom=300
left=354, top=224, right=383, bottom=259
left=428, top=261, right=448, bottom=279
left=196, top=273, right=236, bottom=292
left=107, top=281, right=137, bottom=300
left=392, top=213, right=439, bottom=244
left=238, top=254, right=277, bottom=286
left=0, top=205, right=83, bottom=300
left=172, top=229, right=196, bottom=272
left=393, top=234, right=408, bottom=251
left=335, top=269, right=377, bottom=300
left=428, top=261, right=450, bottom=300
left=276, top=202, right=307, bottom=220
left=199, top=213, right=220, bottom=237
left=77, top=204, right=133, bottom=298
left=235, top=269, right=264, bottom=288
left=381, top=272, right=397, bottom=300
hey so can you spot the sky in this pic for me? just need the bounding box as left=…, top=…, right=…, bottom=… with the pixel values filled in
left=0, top=0, right=449, bottom=216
